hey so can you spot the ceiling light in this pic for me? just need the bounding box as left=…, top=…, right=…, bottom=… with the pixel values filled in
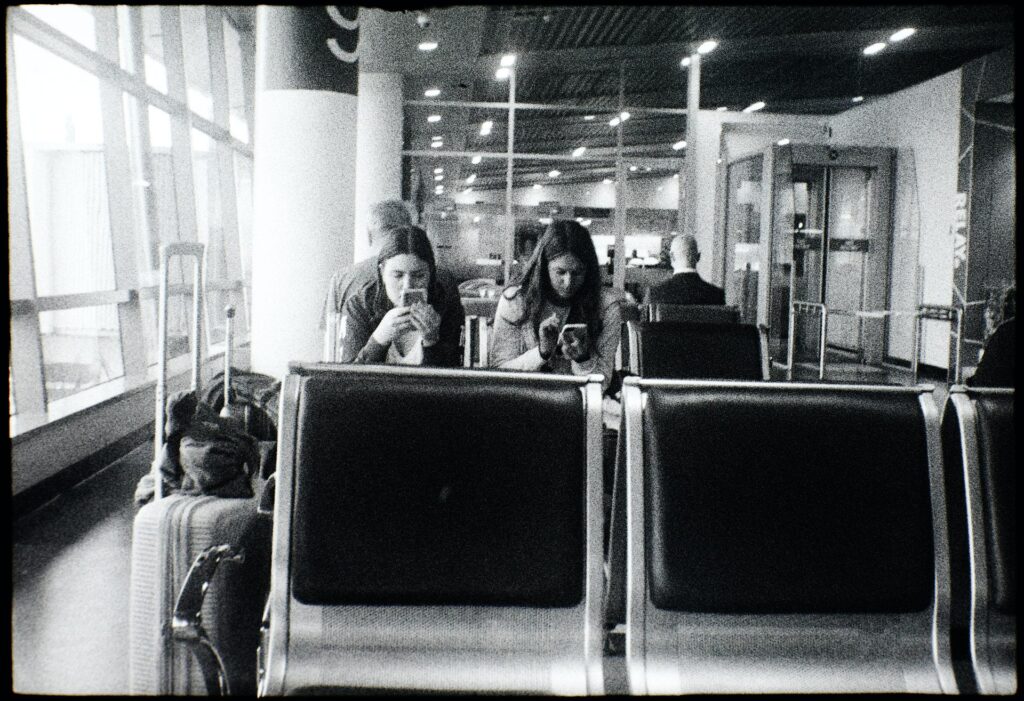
left=572, top=146, right=586, bottom=157
left=539, top=217, right=552, bottom=225
left=609, top=117, right=621, bottom=127
left=463, top=187, right=472, bottom=194
left=716, top=158, right=722, bottom=164
left=657, top=186, right=664, bottom=192
left=424, top=88, right=441, bottom=97
left=777, top=138, right=790, bottom=146
left=697, top=40, right=718, bottom=55
left=582, top=219, right=592, bottom=227
left=672, top=140, right=687, bottom=150
left=852, top=95, right=865, bottom=103
left=465, top=173, right=476, bottom=184
left=629, top=165, right=638, bottom=172
left=548, top=170, right=560, bottom=178
left=435, top=185, right=444, bottom=192
left=533, top=183, right=542, bottom=190
left=431, top=135, right=443, bottom=141
left=431, top=141, right=443, bottom=148
left=680, top=56, right=691, bottom=67
left=500, top=53, right=516, bottom=67
left=471, top=155, right=482, bottom=164
left=584, top=115, right=595, bottom=121
left=575, top=217, right=584, bottom=223
left=418, top=41, right=438, bottom=52
left=495, top=67, right=511, bottom=80
left=603, top=178, right=613, bottom=184
left=480, top=120, right=493, bottom=136
left=434, top=174, right=443, bottom=181
left=644, top=166, right=651, bottom=172
left=427, top=114, right=441, bottom=123
left=890, top=27, right=915, bottom=42
left=433, top=167, right=443, bottom=174
left=743, top=101, right=766, bottom=113
left=863, top=42, right=886, bottom=56
left=473, top=216, right=481, bottom=223
left=716, top=106, right=728, bottom=112
left=673, top=173, right=679, bottom=178
left=620, top=111, right=631, bottom=121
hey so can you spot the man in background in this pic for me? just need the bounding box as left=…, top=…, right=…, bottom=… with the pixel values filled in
left=643, top=233, right=724, bottom=306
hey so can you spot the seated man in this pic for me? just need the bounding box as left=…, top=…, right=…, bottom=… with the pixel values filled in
left=643, top=233, right=724, bottom=306
left=967, top=316, right=1015, bottom=387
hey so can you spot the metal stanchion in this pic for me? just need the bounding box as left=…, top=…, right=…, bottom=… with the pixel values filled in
left=787, top=301, right=828, bottom=381
left=913, top=304, right=963, bottom=384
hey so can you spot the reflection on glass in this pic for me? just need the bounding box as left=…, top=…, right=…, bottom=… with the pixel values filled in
left=723, top=155, right=763, bottom=322
left=39, top=306, right=124, bottom=402
left=14, top=35, right=116, bottom=297
left=23, top=4, right=96, bottom=51
left=181, top=6, right=214, bottom=120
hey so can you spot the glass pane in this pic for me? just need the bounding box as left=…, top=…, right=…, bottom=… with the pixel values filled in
left=223, top=17, right=250, bottom=143
left=191, top=129, right=225, bottom=346
left=14, top=35, right=116, bottom=297
left=23, top=4, right=97, bottom=51
left=140, top=291, right=194, bottom=366
left=180, top=6, right=213, bottom=121
left=123, top=94, right=158, bottom=281
left=723, top=155, right=762, bottom=323
left=141, top=6, right=167, bottom=93
left=232, top=153, right=253, bottom=285
left=39, top=305, right=124, bottom=402
left=824, top=167, right=873, bottom=352
left=116, top=6, right=135, bottom=73
left=148, top=105, right=179, bottom=253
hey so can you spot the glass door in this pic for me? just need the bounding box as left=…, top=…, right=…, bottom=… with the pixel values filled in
left=823, top=167, right=873, bottom=354
left=722, top=155, right=763, bottom=323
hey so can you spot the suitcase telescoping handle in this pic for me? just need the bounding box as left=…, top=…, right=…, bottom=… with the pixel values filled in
left=220, top=305, right=234, bottom=418
left=152, top=242, right=206, bottom=500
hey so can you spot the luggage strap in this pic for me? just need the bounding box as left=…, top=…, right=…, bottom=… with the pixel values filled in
left=171, top=544, right=244, bottom=696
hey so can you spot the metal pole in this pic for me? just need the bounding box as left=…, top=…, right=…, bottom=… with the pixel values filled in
left=503, top=68, right=516, bottom=285
left=612, top=63, right=627, bottom=292
left=953, top=308, right=963, bottom=384
left=221, top=306, right=234, bottom=418
left=684, top=51, right=700, bottom=238
left=786, top=303, right=796, bottom=381
left=911, top=311, right=921, bottom=384
left=818, top=306, right=828, bottom=381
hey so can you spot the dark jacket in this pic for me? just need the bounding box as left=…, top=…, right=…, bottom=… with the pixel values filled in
left=968, top=317, right=1015, bottom=387
left=644, top=271, right=725, bottom=306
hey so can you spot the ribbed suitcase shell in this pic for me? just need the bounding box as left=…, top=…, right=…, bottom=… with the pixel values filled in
left=128, top=493, right=266, bottom=695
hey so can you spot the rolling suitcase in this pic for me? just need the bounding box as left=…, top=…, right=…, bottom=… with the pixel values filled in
left=129, top=243, right=269, bottom=695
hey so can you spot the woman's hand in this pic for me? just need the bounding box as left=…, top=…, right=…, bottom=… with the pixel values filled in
left=538, top=313, right=560, bottom=359
left=409, top=303, right=442, bottom=346
left=372, top=306, right=413, bottom=345
left=561, top=330, right=591, bottom=362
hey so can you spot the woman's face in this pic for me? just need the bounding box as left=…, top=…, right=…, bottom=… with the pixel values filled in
left=546, top=252, right=586, bottom=301
left=380, top=253, right=431, bottom=306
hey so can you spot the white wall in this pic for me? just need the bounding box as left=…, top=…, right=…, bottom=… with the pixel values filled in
left=829, top=69, right=961, bottom=367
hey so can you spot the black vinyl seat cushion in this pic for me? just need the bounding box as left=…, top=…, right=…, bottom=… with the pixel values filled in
left=290, top=373, right=586, bottom=608
left=636, top=321, right=762, bottom=380
left=648, top=304, right=740, bottom=324
left=644, top=387, right=935, bottom=614
left=974, top=396, right=1015, bottom=614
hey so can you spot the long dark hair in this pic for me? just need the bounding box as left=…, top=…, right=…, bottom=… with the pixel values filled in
left=372, top=225, right=440, bottom=314
left=505, top=219, right=604, bottom=339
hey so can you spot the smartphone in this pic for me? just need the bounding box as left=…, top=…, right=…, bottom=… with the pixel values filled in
left=559, top=323, right=589, bottom=348
left=400, top=288, right=428, bottom=307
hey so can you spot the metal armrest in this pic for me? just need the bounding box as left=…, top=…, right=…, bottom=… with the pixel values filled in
left=171, top=544, right=245, bottom=696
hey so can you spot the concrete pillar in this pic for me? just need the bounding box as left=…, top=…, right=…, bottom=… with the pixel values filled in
left=251, top=6, right=359, bottom=378
left=353, top=72, right=404, bottom=262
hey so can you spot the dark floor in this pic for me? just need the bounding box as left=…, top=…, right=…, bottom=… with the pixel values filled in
left=10, top=361, right=944, bottom=695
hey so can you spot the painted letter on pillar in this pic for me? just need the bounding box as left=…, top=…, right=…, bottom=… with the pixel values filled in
left=251, top=6, right=360, bottom=378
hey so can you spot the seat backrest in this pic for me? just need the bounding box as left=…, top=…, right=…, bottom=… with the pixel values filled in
left=621, top=378, right=954, bottom=694
left=460, top=296, right=499, bottom=321
left=942, top=387, right=1015, bottom=694
left=646, top=303, right=739, bottom=324
left=627, top=320, right=764, bottom=380
left=262, top=364, right=605, bottom=695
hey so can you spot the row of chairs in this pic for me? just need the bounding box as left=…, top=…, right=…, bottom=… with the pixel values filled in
left=254, top=364, right=1013, bottom=695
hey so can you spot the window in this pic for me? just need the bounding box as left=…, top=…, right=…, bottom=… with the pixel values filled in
left=180, top=6, right=214, bottom=121
left=223, top=17, right=250, bottom=143
left=23, top=4, right=97, bottom=51
left=39, top=306, right=124, bottom=402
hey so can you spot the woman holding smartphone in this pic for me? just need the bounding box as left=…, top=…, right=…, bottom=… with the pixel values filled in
left=339, top=225, right=464, bottom=366
left=490, top=219, right=626, bottom=392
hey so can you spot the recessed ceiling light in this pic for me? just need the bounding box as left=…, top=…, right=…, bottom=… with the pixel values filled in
left=680, top=56, right=691, bottom=67
left=539, top=217, right=552, bottom=225
left=697, top=40, right=718, bottom=55
left=480, top=120, right=493, bottom=136
left=465, top=173, right=476, bottom=184
left=620, top=111, right=631, bottom=121
left=433, top=167, right=443, bottom=174
left=657, top=186, right=664, bottom=192
left=672, top=140, right=687, bottom=150
left=473, top=216, right=481, bottom=223
left=495, top=67, right=511, bottom=80
left=500, top=54, right=516, bottom=67
left=435, top=185, right=444, bottom=192
left=431, top=141, right=443, bottom=148
left=890, top=27, right=915, bottom=42
left=572, top=146, right=586, bottom=157
left=548, top=170, right=560, bottom=178
left=427, top=114, right=441, bottom=123
left=582, top=219, right=592, bottom=227
left=431, top=135, right=443, bottom=141
left=863, top=42, right=886, bottom=56
left=673, top=173, right=679, bottom=178
left=644, top=166, right=651, bottom=172
left=609, top=117, right=621, bottom=127
left=716, top=158, right=722, bottom=164
left=533, top=183, right=542, bottom=190
left=743, top=101, right=766, bottom=113
left=418, top=41, right=438, bottom=52
left=584, top=115, right=595, bottom=121
left=424, top=88, right=441, bottom=97
left=852, top=95, right=865, bottom=103
left=603, top=178, right=613, bottom=184
left=434, top=174, right=443, bottom=181
left=716, top=106, right=728, bottom=112
left=777, top=138, right=790, bottom=146
left=629, top=165, right=638, bottom=172
left=471, top=155, right=482, bottom=164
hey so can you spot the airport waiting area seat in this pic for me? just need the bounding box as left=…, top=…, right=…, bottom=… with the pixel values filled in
left=617, top=378, right=957, bottom=694
left=259, top=363, right=606, bottom=695
left=621, top=320, right=768, bottom=381
left=644, top=303, right=740, bottom=324
left=940, top=386, right=1016, bottom=695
